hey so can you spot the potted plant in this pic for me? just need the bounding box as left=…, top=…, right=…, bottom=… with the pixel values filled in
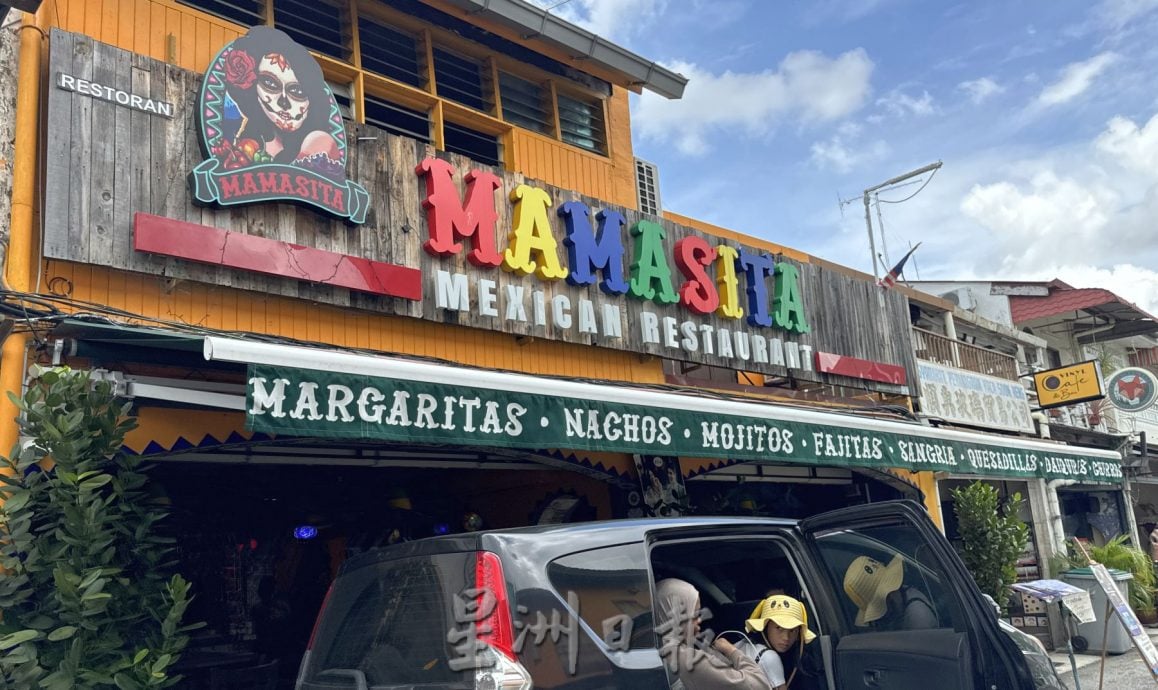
left=951, top=481, right=1030, bottom=611
left=1055, top=534, right=1158, bottom=623
left=1089, top=535, right=1158, bottom=623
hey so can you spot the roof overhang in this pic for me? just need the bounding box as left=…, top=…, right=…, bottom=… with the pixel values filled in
left=432, top=0, right=687, bottom=99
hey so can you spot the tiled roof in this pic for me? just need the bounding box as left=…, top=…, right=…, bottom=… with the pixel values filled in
left=1009, top=287, right=1122, bottom=323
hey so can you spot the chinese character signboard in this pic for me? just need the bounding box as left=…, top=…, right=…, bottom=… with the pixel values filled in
left=918, top=361, right=1034, bottom=433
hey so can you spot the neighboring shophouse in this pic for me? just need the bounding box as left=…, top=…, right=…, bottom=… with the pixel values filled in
left=0, top=0, right=1124, bottom=667
left=913, top=280, right=1158, bottom=559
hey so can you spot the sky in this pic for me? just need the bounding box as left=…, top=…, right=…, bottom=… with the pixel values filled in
left=531, top=0, right=1158, bottom=315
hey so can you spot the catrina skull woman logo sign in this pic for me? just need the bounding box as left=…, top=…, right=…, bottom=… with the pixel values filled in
left=190, top=27, right=370, bottom=223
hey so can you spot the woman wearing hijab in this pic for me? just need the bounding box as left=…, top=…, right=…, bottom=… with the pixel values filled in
left=737, top=595, right=817, bottom=689
left=654, top=578, right=773, bottom=690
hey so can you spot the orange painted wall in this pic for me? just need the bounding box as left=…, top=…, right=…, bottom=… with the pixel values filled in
left=49, top=0, right=244, bottom=73
left=509, top=85, right=637, bottom=209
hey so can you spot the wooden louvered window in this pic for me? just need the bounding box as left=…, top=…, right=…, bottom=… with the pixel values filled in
left=358, top=16, right=424, bottom=88
left=444, top=121, right=500, bottom=168
left=557, top=91, right=606, bottom=154
left=175, top=0, right=265, bottom=28
left=364, top=95, right=430, bottom=143
left=434, top=48, right=491, bottom=112
left=498, top=71, right=551, bottom=135
left=274, top=0, right=350, bottom=62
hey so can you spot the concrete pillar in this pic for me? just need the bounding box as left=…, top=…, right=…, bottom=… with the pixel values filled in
left=942, top=311, right=961, bottom=366
left=0, top=8, right=20, bottom=248
left=1024, top=478, right=1060, bottom=576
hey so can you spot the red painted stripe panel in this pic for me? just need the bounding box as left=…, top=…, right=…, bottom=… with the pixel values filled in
left=815, top=351, right=907, bottom=385
left=133, top=213, right=422, bottom=301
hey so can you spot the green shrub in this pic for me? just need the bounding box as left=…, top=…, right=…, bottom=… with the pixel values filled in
left=0, top=367, right=200, bottom=689
left=1055, top=535, right=1158, bottom=614
left=951, top=481, right=1030, bottom=609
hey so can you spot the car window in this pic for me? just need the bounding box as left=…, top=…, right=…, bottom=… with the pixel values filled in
left=299, top=553, right=472, bottom=689
left=547, top=543, right=654, bottom=650
left=649, top=537, right=819, bottom=638
left=813, top=522, right=966, bottom=633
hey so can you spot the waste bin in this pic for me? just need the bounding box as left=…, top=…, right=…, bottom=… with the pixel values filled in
left=1061, top=568, right=1134, bottom=655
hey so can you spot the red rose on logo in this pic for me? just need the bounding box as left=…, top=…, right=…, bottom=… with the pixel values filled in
left=223, top=49, right=256, bottom=89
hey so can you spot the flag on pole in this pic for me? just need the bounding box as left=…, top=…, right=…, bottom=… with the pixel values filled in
left=877, top=242, right=922, bottom=289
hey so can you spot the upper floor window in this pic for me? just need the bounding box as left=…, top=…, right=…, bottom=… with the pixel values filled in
left=444, top=122, right=501, bottom=168
left=176, top=0, right=263, bottom=27
left=363, top=95, right=430, bottom=144
left=174, top=0, right=613, bottom=164
left=499, top=71, right=552, bottom=135
left=558, top=91, right=606, bottom=154
left=358, top=16, right=424, bottom=88
left=274, top=0, right=350, bottom=62
left=433, top=47, right=491, bottom=112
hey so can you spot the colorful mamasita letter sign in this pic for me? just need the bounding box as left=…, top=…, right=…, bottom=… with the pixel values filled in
left=416, top=158, right=814, bottom=372
left=190, top=27, right=370, bottom=223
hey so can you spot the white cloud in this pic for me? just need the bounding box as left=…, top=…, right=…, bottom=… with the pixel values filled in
left=804, top=0, right=893, bottom=23
left=632, top=49, right=874, bottom=156
left=1095, top=112, right=1158, bottom=173
left=1097, top=0, right=1158, bottom=29
left=958, top=77, right=1004, bottom=104
left=876, top=89, right=936, bottom=117
left=961, top=171, right=1117, bottom=269
left=1036, top=52, right=1118, bottom=107
left=810, top=123, right=890, bottom=173
left=531, top=0, right=666, bottom=42
left=955, top=110, right=1158, bottom=288
left=1060, top=265, right=1158, bottom=313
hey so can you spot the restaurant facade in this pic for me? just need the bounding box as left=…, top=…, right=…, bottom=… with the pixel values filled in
left=0, top=0, right=1125, bottom=674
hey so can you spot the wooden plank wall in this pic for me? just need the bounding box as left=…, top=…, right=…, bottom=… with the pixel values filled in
left=44, top=0, right=640, bottom=211
left=42, top=30, right=920, bottom=394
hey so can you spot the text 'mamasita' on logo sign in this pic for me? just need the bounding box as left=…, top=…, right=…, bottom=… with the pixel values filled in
left=189, top=26, right=369, bottom=223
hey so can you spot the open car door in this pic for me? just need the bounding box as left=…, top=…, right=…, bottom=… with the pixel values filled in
left=798, top=500, right=1034, bottom=690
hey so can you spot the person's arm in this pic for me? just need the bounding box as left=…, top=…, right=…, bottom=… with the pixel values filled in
left=677, top=639, right=774, bottom=690
left=756, top=647, right=787, bottom=688
left=902, top=591, right=940, bottom=629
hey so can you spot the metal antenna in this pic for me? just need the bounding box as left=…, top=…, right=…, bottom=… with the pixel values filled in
left=860, top=161, right=942, bottom=279
left=874, top=193, right=891, bottom=268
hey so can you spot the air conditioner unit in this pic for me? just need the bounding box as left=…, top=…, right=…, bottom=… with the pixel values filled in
left=635, top=157, right=662, bottom=216
left=940, top=287, right=976, bottom=311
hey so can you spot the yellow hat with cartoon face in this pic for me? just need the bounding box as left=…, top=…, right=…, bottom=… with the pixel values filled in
left=745, top=595, right=817, bottom=643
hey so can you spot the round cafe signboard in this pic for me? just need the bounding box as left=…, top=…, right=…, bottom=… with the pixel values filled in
left=1106, top=367, right=1158, bottom=413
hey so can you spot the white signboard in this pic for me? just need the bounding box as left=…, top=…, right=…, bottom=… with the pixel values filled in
left=1090, top=562, right=1158, bottom=679
left=917, top=361, right=1035, bottom=433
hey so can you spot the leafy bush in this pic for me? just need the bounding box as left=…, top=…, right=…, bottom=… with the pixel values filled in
left=1057, top=535, right=1157, bottom=614
left=952, top=481, right=1030, bottom=609
left=0, top=367, right=199, bottom=689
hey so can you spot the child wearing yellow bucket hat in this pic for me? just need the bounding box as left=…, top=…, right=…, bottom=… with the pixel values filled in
left=734, top=594, right=816, bottom=689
